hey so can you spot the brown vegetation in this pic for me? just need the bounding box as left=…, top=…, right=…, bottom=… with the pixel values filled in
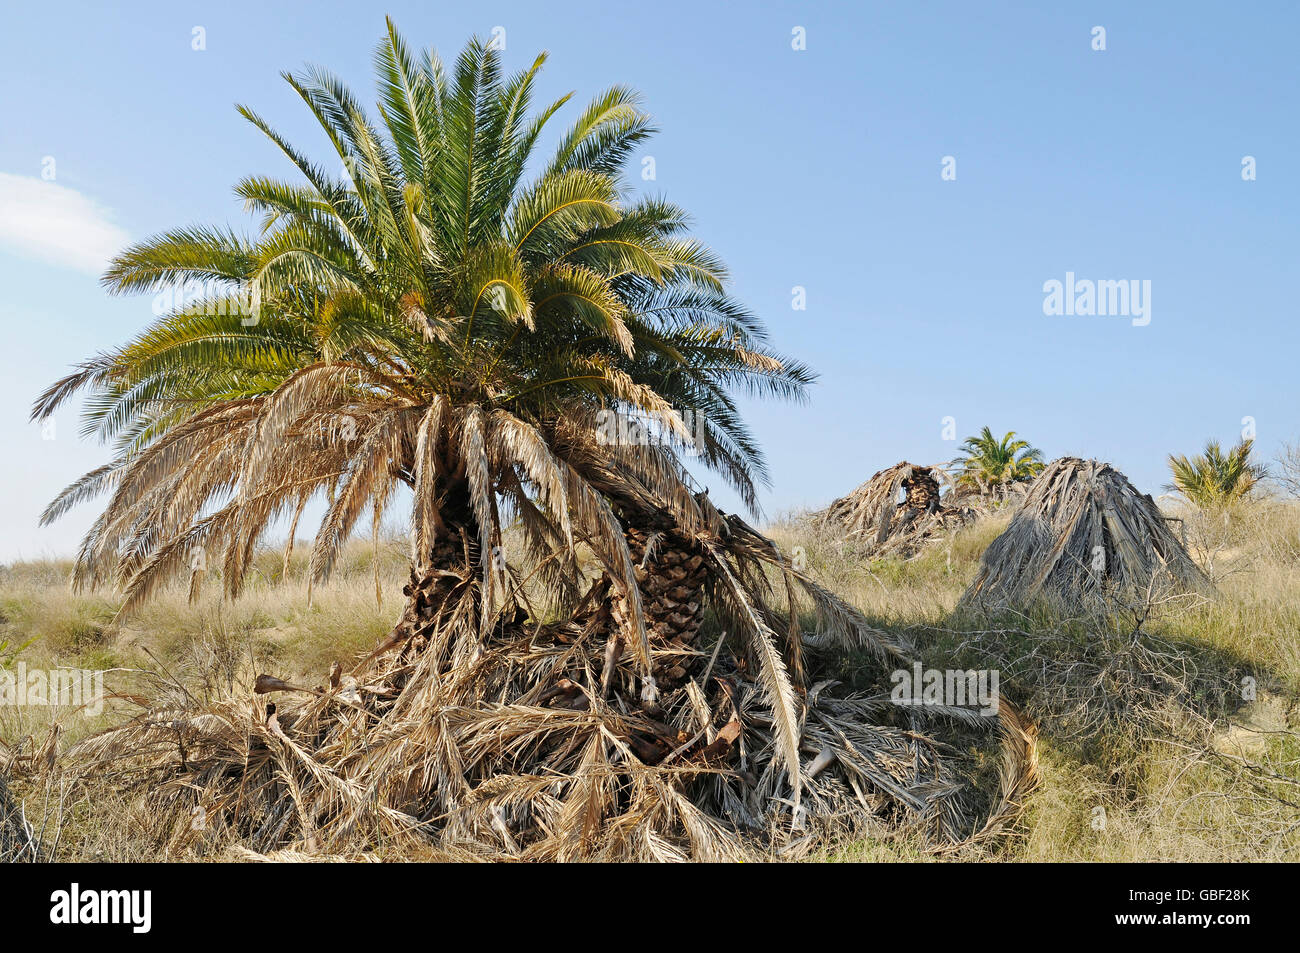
left=963, top=457, right=1211, bottom=615
left=814, top=461, right=985, bottom=559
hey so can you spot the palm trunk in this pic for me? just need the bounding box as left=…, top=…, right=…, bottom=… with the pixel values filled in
left=901, top=466, right=941, bottom=514
left=388, top=479, right=480, bottom=657
left=607, top=499, right=710, bottom=694
left=388, top=481, right=710, bottom=712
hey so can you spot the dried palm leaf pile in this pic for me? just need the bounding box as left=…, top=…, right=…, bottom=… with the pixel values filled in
left=56, top=510, right=1037, bottom=862
left=814, top=462, right=979, bottom=559
left=962, top=457, right=1212, bottom=615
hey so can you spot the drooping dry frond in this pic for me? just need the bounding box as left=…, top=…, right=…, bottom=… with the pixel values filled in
left=962, top=457, right=1212, bottom=615
left=814, top=461, right=978, bottom=559
left=61, top=510, right=1037, bottom=861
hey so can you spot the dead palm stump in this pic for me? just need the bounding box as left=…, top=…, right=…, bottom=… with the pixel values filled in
left=961, top=457, right=1211, bottom=614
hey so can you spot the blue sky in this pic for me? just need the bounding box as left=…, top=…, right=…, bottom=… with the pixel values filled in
left=1, top=0, right=1297, bottom=561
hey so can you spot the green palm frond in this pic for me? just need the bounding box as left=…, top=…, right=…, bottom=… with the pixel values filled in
left=951, top=426, right=1045, bottom=494
left=1166, top=438, right=1266, bottom=509
left=34, top=23, right=815, bottom=636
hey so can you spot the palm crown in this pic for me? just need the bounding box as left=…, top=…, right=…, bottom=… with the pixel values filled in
left=1166, top=439, right=1265, bottom=509
left=951, top=426, right=1045, bottom=494
left=32, top=21, right=813, bottom=642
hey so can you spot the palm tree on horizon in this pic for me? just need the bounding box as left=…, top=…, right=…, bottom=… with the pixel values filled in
left=950, top=426, right=1045, bottom=500
left=1166, top=438, right=1265, bottom=510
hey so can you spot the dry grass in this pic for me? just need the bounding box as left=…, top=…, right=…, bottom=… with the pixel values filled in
left=773, top=497, right=1300, bottom=861
left=1, top=522, right=1033, bottom=861
left=0, top=543, right=410, bottom=861
left=4, top=499, right=1299, bottom=861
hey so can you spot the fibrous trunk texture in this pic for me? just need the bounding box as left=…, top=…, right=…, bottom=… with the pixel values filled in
left=388, top=479, right=481, bottom=656
left=612, top=501, right=711, bottom=692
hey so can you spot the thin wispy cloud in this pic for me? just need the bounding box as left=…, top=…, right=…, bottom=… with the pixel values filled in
left=0, top=172, right=129, bottom=276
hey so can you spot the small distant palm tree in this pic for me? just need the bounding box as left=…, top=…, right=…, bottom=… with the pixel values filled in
left=951, top=426, right=1045, bottom=499
left=1166, top=439, right=1265, bottom=510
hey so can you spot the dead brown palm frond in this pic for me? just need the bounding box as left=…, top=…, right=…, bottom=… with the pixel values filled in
left=928, top=699, right=1040, bottom=853
left=39, top=460, right=125, bottom=528
left=410, top=397, right=447, bottom=566
left=697, top=534, right=803, bottom=811
left=489, top=411, right=573, bottom=549
left=721, top=513, right=912, bottom=661
left=307, top=409, right=407, bottom=589
left=58, top=501, right=1036, bottom=862
left=814, top=461, right=980, bottom=560
left=962, top=457, right=1212, bottom=616
left=68, top=401, right=261, bottom=591
left=237, top=364, right=362, bottom=493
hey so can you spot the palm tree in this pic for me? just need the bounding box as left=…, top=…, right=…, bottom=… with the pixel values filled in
left=32, top=19, right=841, bottom=793
left=29, top=25, right=1027, bottom=857
left=951, top=427, right=1045, bottom=499
left=1166, top=439, right=1265, bottom=510
left=35, top=24, right=807, bottom=618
